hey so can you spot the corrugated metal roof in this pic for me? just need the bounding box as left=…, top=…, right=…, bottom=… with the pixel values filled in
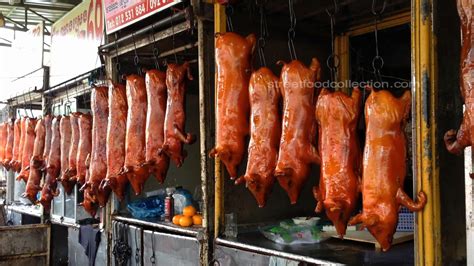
left=0, top=0, right=80, bottom=31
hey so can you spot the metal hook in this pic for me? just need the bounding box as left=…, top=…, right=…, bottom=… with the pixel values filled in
left=171, top=8, right=178, bottom=63
left=22, top=93, right=28, bottom=117
left=114, top=32, right=121, bottom=81
left=150, top=24, right=161, bottom=70
left=325, top=0, right=338, bottom=16
left=287, top=0, right=298, bottom=60
left=28, top=90, right=34, bottom=118
left=257, top=0, right=268, bottom=67
left=372, top=0, right=386, bottom=16
left=225, top=4, right=234, bottom=32
left=132, top=33, right=142, bottom=76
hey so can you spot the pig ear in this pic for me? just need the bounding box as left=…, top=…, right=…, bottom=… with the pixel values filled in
left=400, top=90, right=412, bottom=119
left=319, top=88, right=330, bottom=96
left=351, top=87, right=362, bottom=108
left=183, top=61, right=194, bottom=81
left=246, top=34, right=257, bottom=54
left=310, top=58, right=321, bottom=81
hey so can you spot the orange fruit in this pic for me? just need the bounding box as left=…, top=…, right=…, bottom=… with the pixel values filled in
left=172, top=215, right=183, bottom=225
left=183, top=206, right=197, bottom=217
left=179, top=216, right=193, bottom=227
left=192, top=214, right=203, bottom=225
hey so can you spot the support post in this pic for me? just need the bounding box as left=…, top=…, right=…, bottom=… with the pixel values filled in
left=412, top=0, right=441, bottom=265
left=214, top=2, right=225, bottom=239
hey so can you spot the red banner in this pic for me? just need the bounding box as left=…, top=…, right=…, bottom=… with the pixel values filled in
left=104, top=0, right=181, bottom=34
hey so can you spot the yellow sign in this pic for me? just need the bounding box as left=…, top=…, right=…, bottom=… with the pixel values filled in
left=50, top=0, right=104, bottom=86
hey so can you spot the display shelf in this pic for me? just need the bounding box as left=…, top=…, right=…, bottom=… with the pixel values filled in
left=49, top=215, right=81, bottom=229
left=216, top=231, right=414, bottom=265
left=6, top=204, right=42, bottom=218
left=113, top=215, right=203, bottom=237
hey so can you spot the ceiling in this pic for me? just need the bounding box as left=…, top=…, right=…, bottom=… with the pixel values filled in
left=0, top=0, right=80, bottom=34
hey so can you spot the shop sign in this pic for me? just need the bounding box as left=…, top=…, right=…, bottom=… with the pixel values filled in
left=50, top=0, right=104, bottom=86
left=11, top=21, right=44, bottom=79
left=104, top=0, right=181, bottom=34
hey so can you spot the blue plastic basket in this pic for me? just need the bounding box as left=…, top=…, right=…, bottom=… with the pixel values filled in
left=397, top=207, right=414, bottom=232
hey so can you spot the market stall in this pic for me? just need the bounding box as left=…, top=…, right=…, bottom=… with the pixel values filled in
left=98, top=1, right=214, bottom=265
left=211, top=0, right=464, bottom=265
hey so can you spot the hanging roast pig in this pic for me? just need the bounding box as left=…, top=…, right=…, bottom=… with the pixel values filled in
left=160, top=62, right=195, bottom=167
left=210, top=32, right=256, bottom=179
left=59, top=115, right=75, bottom=195
left=314, top=88, right=362, bottom=237
left=2, top=119, right=14, bottom=168
left=101, top=81, right=128, bottom=201
left=122, top=75, right=149, bottom=195
left=444, top=0, right=474, bottom=172
left=348, top=89, right=426, bottom=251
left=64, top=113, right=81, bottom=183
left=274, top=58, right=321, bottom=204
left=39, top=116, right=62, bottom=213
left=143, top=69, right=169, bottom=183
left=76, top=114, right=92, bottom=185
left=84, top=86, right=111, bottom=206
left=235, top=67, right=281, bottom=207
left=17, top=118, right=37, bottom=182
left=0, top=122, right=6, bottom=165
left=10, top=117, right=23, bottom=172
left=24, top=118, right=46, bottom=204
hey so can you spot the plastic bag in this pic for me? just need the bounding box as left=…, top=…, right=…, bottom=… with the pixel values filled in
left=260, top=219, right=329, bottom=245
left=173, top=188, right=194, bottom=214
left=127, top=196, right=164, bottom=219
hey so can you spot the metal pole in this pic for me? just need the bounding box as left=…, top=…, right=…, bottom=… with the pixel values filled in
left=214, top=2, right=226, bottom=239
left=412, top=0, right=441, bottom=265
left=197, top=15, right=214, bottom=266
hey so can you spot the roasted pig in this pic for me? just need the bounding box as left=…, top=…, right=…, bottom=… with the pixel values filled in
left=161, top=62, right=195, bottom=167
left=235, top=67, right=281, bottom=207
left=39, top=116, right=62, bottom=213
left=314, top=88, right=362, bottom=237
left=210, top=32, right=256, bottom=179
left=123, top=75, right=149, bottom=195
left=24, top=118, right=46, bottom=203
left=59, top=116, right=75, bottom=195
left=444, top=0, right=474, bottom=167
left=274, top=59, right=321, bottom=204
left=349, top=89, right=426, bottom=251
left=77, top=114, right=92, bottom=186
left=102, top=81, right=128, bottom=201
left=17, top=118, right=37, bottom=182
left=144, top=70, right=169, bottom=183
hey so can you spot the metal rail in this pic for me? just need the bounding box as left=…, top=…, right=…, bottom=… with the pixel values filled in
left=113, top=215, right=202, bottom=237
left=99, top=7, right=192, bottom=53
left=215, top=237, right=343, bottom=265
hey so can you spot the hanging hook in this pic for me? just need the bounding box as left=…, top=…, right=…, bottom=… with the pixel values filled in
left=28, top=90, right=34, bottom=118
left=64, top=84, right=73, bottom=115
left=225, top=4, right=234, bottom=32
left=326, top=0, right=339, bottom=87
left=257, top=0, right=268, bottom=67
left=171, top=8, right=178, bottom=64
left=114, top=32, right=121, bottom=82
left=22, top=93, right=28, bottom=117
left=132, top=32, right=142, bottom=76
left=371, top=0, right=386, bottom=85
left=287, top=0, right=298, bottom=60
left=372, top=0, right=386, bottom=16
left=150, top=24, right=161, bottom=70
left=325, top=0, right=338, bottom=16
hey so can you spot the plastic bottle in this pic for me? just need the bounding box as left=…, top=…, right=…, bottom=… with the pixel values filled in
left=164, top=187, right=176, bottom=222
